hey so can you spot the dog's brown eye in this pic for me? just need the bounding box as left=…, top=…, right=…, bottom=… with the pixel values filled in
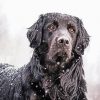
left=47, top=21, right=58, bottom=32
left=47, top=23, right=57, bottom=32
left=67, top=23, right=76, bottom=33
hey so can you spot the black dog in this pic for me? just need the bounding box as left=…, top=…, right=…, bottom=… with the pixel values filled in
left=0, top=13, right=89, bottom=100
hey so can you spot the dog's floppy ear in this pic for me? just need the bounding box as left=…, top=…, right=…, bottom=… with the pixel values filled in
left=74, top=17, right=90, bottom=55
left=27, top=15, right=45, bottom=48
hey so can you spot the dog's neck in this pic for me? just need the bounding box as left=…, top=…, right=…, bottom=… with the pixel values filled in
left=29, top=51, right=87, bottom=99
left=32, top=50, right=81, bottom=78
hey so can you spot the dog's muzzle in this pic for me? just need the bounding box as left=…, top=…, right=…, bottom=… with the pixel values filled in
left=54, top=37, right=71, bottom=62
left=47, top=29, right=72, bottom=64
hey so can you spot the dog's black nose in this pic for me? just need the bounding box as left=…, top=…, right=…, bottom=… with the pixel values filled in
left=57, top=38, right=69, bottom=45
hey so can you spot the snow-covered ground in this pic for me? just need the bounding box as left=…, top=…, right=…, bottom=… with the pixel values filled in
left=0, top=0, right=100, bottom=99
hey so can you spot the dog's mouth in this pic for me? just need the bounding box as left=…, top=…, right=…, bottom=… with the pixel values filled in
left=54, top=52, right=68, bottom=63
left=56, top=56, right=63, bottom=62
left=46, top=47, right=71, bottom=65
left=46, top=51, right=68, bottom=64
left=46, top=52, right=69, bottom=65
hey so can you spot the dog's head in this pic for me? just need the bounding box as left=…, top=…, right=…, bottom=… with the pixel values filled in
left=27, top=13, right=89, bottom=64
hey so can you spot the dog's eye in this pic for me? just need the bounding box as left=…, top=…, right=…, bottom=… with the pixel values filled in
left=47, top=24, right=57, bottom=32
left=67, top=23, right=76, bottom=33
left=47, top=21, right=58, bottom=32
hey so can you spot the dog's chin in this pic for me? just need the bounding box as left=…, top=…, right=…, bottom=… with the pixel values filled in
left=47, top=51, right=70, bottom=65
left=54, top=52, right=68, bottom=62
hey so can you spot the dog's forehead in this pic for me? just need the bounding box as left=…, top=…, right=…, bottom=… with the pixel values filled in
left=44, top=13, right=77, bottom=23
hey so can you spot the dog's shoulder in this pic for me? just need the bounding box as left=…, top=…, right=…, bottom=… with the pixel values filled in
left=0, top=63, right=24, bottom=99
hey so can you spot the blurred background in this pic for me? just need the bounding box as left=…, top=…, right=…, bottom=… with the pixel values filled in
left=0, top=0, right=100, bottom=99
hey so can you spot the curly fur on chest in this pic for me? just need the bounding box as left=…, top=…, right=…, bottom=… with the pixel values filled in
left=28, top=52, right=87, bottom=100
